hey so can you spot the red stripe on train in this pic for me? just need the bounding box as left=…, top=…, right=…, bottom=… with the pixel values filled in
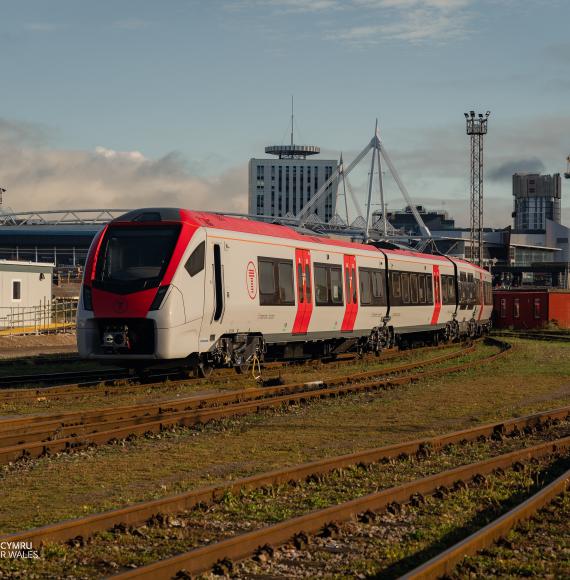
left=292, top=249, right=313, bottom=334
left=430, top=265, right=441, bottom=325
left=341, top=255, right=358, bottom=332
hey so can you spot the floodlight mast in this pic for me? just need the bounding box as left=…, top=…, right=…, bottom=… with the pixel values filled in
left=464, top=110, right=490, bottom=267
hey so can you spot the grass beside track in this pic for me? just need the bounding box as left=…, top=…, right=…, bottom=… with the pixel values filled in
left=0, top=339, right=567, bottom=537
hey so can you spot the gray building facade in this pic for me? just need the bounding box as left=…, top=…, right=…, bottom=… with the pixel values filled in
left=248, top=144, right=339, bottom=222
left=513, top=172, right=562, bottom=231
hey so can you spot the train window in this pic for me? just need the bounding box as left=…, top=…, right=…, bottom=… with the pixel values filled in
left=513, top=298, right=520, bottom=319
left=94, top=224, right=181, bottom=294
left=345, top=269, right=352, bottom=304
left=314, top=265, right=328, bottom=304
left=359, top=269, right=372, bottom=305
left=330, top=267, right=343, bottom=304
left=372, top=271, right=385, bottom=304
left=259, top=260, right=275, bottom=296
left=391, top=272, right=401, bottom=297
left=297, top=263, right=304, bottom=303
left=500, top=298, right=507, bottom=318
left=359, top=268, right=386, bottom=307
left=352, top=269, right=357, bottom=304
left=278, top=262, right=294, bottom=304
left=185, top=241, right=205, bottom=277
left=426, top=275, right=433, bottom=305
left=418, top=275, right=426, bottom=304
left=213, top=244, right=224, bottom=321
left=485, top=282, right=493, bottom=305
left=305, top=264, right=312, bottom=303
left=314, top=264, right=343, bottom=306
left=440, top=276, right=448, bottom=304
left=258, top=258, right=295, bottom=306
left=410, top=273, right=418, bottom=304
left=459, top=272, right=467, bottom=305
left=448, top=277, right=456, bottom=304
left=402, top=273, right=410, bottom=304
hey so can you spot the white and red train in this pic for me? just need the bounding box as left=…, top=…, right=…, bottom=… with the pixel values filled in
left=77, top=208, right=493, bottom=375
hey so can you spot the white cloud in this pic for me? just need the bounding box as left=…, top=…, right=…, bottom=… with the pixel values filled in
left=229, top=0, right=475, bottom=44
left=338, top=0, right=472, bottom=45
left=94, top=146, right=146, bottom=162
left=0, top=119, right=248, bottom=214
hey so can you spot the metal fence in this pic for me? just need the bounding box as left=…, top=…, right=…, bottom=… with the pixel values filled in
left=0, top=299, right=78, bottom=337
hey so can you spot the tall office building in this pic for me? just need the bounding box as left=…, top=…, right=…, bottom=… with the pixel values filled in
left=513, top=172, right=561, bottom=231
left=248, top=142, right=339, bottom=222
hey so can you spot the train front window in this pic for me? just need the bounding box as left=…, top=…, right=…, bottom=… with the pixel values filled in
left=95, top=225, right=180, bottom=293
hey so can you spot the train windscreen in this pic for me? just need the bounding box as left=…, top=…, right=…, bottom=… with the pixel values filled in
left=93, top=225, right=180, bottom=293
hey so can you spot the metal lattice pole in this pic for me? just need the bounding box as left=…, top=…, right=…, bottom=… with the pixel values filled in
left=465, top=111, right=490, bottom=267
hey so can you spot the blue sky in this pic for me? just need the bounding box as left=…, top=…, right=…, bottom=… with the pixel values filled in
left=0, top=0, right=569, bottom=226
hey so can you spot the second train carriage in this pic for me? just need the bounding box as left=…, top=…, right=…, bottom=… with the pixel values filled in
left=77, top=208, right=493, bottom=375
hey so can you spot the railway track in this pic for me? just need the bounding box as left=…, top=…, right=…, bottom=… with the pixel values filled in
left=1, top=402, right=567, bottom=578
left=0, top=366, right=131, bottom=388
left=493, top=330, right=570, bottom=343
left=402, top=467, right=570, bottom=579
left=0, top=341, right=500, bottom=465
left=0, top=341, right=468, bottom=403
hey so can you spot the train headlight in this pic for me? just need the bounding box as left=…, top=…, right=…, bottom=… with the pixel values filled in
left=149, top=285, right=170, bottom=310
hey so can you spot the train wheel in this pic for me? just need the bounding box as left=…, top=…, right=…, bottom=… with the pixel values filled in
left=194, top=362, right=213, bottom=379
left=234, top=362, right=250, bottom=375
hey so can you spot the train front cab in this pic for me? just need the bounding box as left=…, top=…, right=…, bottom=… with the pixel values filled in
left=77, top=214, right=208, bottom=367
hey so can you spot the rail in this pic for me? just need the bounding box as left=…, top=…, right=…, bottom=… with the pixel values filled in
left=1, top=402, right=565, bottom=551
left=0, top=340, right=508, bottom=465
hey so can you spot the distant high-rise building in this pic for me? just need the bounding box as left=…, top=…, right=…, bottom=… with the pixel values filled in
left=513, top=172, right=561, bottom=231
left=248, top=143, right=338, bottom=222
left=382, top=205, right=456, bottom=236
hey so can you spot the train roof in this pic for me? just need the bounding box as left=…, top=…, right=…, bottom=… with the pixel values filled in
left=113, top=208, right=488, bottom=274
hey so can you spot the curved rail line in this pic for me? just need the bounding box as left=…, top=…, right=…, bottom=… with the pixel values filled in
left=0, top=345, right=418, bottom=399
left=402, top=468, right=570, bottom=579
left=109, top=434, right=570, bottom=578
left=493, top=330, right=570, bottom=343
left=0, top=342, right=491, bottom=465
left=1, top=398, right=562, bottom=555
left=0, top=350, right=389, bottom=390
left=0, top=343, right=466, bottom=407
left=0, top=340, right=483, bottom=398
left=0, top=366, right=131, bottom=388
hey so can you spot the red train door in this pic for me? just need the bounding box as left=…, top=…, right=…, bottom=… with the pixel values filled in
left=477, top=272, right=484, bottom=321
left=341, top=255, right=358, bottom=332
left=430, top=265, right=441, bottom=324
left=292, top=249, right=313, bottom=334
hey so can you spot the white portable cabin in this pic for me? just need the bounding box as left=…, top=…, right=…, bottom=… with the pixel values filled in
left=0, top=260, right=53, bottom=309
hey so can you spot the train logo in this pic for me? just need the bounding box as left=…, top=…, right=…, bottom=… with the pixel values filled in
left=113, top=297, right=128, bottom=314
left=246, top=261, right=257, bottom=300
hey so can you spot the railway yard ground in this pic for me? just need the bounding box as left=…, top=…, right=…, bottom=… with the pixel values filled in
left=0, top=333, right=77, bottom=360
left=0, top=337, right=569, bottom=578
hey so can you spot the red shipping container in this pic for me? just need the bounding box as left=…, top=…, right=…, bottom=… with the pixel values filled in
left=493, top=289, right=570, bottom=329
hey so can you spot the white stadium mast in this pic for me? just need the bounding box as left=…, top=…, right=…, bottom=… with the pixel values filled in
left=296, top=120, right=431, bottom=241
